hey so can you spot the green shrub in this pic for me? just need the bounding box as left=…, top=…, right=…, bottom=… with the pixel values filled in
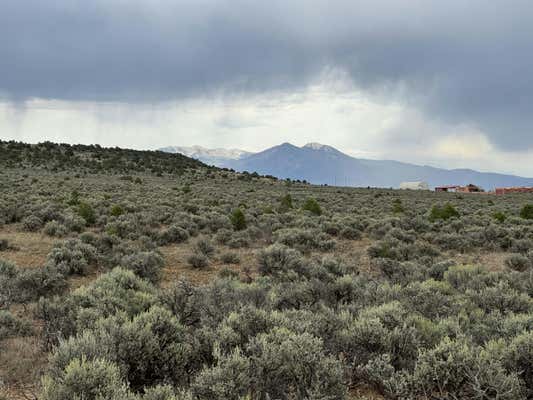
left=302, top=198, right=322, bottom=216
left=120, top=251, right=164, bottom=283
left=392, top=199, right=405, bottom=214
left=246, top=328, right=346, bottom=399
left=506, top=331, right=533, bottom=394
left=278, top=193, right=293, bottom=212
left=194, top=237, right=215, bottom=258
left=493, top=211, right=507, bottom=223
left=412, top=338, right=524, bottom=400
left=220, top=252, right=240, bottom=264
left=78, top=202, right=96, bottom=225
left=505, top=253, right=531, bottom=272
left=520, top=204, right=533, bottom=219
left=0, top=310, right=33, bottom=340
left=44, top=220, right=68, bottom=237
left=187, top=253, right=209, bottom=269
left=42, top=358, right=130, bottom=400
left=257, top=244, right=303, bottom=276
left=429, top=203, right=459, bottom=222
left=110, top=204, right=124, bottom=217
left=47, top=239, right=97, bottom=276
left=22, top=215, right=43, bottom=231
left=191, top=349, right=251, bottom=399
left=230, top=208, right=247, bottom=231
left=158, top=225, right=190, bottom=245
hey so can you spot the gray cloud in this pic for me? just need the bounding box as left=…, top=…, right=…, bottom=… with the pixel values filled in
left=1, top=0, right=533, bottom=150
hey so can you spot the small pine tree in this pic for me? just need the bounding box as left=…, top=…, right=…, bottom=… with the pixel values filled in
left=302, top=198, right=322, bottom=216
left=278, top=194, right=293, bottom=212
left=230, top=208, right=247, bottom=231
left=78, top=202, right=96, bottom=225
left=520, top=204, right=533, bottom=219
left=110, top=204, right=124, bottom=217
left=392, top=198, right=404, bottom=214
left=429, top=203, right=459, bottom=222
left=493, top=211, right=506, bottom=223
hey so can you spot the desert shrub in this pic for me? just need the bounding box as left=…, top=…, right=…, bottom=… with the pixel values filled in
left=220, top=252, right=240, bottom=264
left=432, top=232, right=470, bottom=252
left=42, top=358, right=130, bottom=400
left=63, top=213, right=86, bottom=233
left=412, top=338, right=524, bottom=400
left=35, top=296, right=79, bottom=349
left=159, top=280, right=201, bottom=327
left=0, top=310, right=33, bottom=340
left=22, top=214, right=43, bottom=231
left=392, top=199, right=405, bottom=214
left=376, top=259, right=425, bottom=285
left=278, top=193, right=293, bottom=212
left=506, top=331, right=533, bottom=394
left=110, top=204, right=124, bottom=217
left=44, top=220, right=68, bottom=237
left=340, top=226, right=362, bottom=240
left=10, top=265, right=68, bottom=305
left=505, top=253, right=531, bottom=272
left=0, top=238, right=9, bottom=251
left=48, top=306, right=192, bottom=392
left=428, top=260, right=455, bottom=280
left=120, top=251, right=164, bottom=283
left=302, top=197, right=322, bottom=215
left=141, top=385, right=192, bottom=400
left=227, top=230, right=251, bottom=249
left=275, top=228, right=335, bottom=252
left=187, top=238, right=214, bottom=268
left=429, top=203, right=459, bottom=222
left=187, top=253, right=209, bottom=269
left=202, top=212, right=230, bottom=234
left=356, top=354, right=411, bottom=398
left=214, top=228, right=232, bottom=245
left=467, top=281, right=532, bottom=314
left=70, top=268, right=158, bottom=322
left=230, top=208, right=247, bottom=231
left=0, top=260, right=21, bottom=307
left=257, top=244, right=303, bottom=276
left=194, top=237, right=215, bottom=258
left=47, top=239, right=98, bottom=276
left=520, top=204, right=533, bottom=219
left=78, top=201, right=96, bottom=225
left=113, top=306, right=192, bottom=390
left=191, top=349, right=251, bottom=400
left=246, top=328, right=346, bottom=399
left=493, top=211, right=507, bottom=223
left=322, top=222, right=341, bottom=236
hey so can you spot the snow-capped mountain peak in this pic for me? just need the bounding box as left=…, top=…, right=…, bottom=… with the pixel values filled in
left=302, top=143, right=338, bottom=152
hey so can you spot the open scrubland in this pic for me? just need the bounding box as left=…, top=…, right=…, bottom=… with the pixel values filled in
left=1, top=141, right=533, bottom=400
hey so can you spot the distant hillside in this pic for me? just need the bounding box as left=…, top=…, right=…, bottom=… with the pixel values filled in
left=221, top=142, right=533, bottom=190
left=0, top=140, right=205, bottom=175
left=160, top=145, right=252, bottom=167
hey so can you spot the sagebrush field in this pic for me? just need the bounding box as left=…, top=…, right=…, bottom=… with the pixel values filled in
left=1, top=141, right=532, bottom=400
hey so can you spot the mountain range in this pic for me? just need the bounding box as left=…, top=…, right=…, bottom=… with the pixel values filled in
left=159, top=143, right=533, bottom=190
left=159, top=145, right=252, bottom=167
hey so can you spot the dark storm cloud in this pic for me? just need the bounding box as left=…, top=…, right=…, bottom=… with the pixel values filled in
left=2, top=0, right=533, bottom=150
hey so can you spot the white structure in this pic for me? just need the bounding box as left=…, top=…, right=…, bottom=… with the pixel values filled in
left=399, top=181, right=429, bottom=190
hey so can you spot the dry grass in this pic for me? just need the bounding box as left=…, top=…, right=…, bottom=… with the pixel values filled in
left=0, top=336, right=45, bottom=400
left=452, top=251, right=508, bottom=272
left=0, top=225, right=55, bottom=268
left=160, top=242, right=259, bottom=286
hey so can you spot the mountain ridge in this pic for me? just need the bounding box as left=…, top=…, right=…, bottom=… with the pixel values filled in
left=160, top=142, right=533, bottom=189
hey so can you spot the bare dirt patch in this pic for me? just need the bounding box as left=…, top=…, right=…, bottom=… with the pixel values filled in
left=0, top=225, right=56, bottom=268
left=160, top=243, right=259, bottom=286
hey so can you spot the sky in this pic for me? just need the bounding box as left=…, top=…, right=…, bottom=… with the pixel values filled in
left=1, top=0, right=533, bottom=175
